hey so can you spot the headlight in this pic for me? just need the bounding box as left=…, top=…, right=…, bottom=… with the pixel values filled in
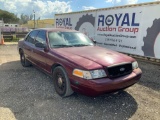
left=73, top=69, right=107, bottom=79
left=132, top=61, right=138, bottom=69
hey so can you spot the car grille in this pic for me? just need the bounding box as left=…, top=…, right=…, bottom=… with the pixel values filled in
left=107, top=63, right=132, bottom=78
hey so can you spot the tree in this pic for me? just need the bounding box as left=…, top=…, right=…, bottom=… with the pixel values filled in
left=19, top=13, right=33, bottom=24
left=0, top=9, right=19, bottom=23
left=30, top=14, right=33, bottom=20
left=0, top=9, right=34, bottom=24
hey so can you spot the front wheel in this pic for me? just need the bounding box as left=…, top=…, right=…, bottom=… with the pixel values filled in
left=53, top=66, right=73, bottom=97
left=20, top=50, right=31, bottom=67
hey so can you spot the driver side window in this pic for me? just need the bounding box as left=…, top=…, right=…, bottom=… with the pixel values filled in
left=25, top=30, right=38, bottom=44
left=35, top=30, right=46, bottom=45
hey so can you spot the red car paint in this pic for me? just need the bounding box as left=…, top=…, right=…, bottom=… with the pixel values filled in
left=18, top=28, right=142, bottom=96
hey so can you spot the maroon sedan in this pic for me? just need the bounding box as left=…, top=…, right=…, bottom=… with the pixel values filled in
left=18, top=28, right=142, bottom=97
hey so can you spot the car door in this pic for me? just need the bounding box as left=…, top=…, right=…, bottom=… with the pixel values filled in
left=31, top=30, right=48, bottom=71
left=23, top=31, right=38, bottom=62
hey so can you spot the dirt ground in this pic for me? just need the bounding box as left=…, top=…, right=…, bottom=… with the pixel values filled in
left=0, top=44, right=159, bottom=120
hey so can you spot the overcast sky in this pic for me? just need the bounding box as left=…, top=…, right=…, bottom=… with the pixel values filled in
left=0, top=0, right=159, bottom=19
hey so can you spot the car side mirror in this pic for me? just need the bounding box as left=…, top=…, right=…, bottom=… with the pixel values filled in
left=93, top=39, right=96, bottom=44
left=35, top=42, right=47, bottom=49
left=89, top=37, right=96, bottom=44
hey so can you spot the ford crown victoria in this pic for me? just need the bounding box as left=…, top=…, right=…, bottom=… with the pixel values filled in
left=18, top=28, right=142, bottom=97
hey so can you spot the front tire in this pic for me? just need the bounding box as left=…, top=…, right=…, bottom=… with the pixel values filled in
left=20, top=50, right=31, bottom=67
left=53, top=66, right=73, bottom=97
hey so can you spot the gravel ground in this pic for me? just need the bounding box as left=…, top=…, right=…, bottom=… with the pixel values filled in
left=0, top=44, right=159, bottom=120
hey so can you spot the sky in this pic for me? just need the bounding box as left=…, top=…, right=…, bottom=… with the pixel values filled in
left=0, top=0, right=159, bottom=19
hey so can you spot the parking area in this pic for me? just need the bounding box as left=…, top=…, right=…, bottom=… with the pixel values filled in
left=0, top=44, right=159, bottom=120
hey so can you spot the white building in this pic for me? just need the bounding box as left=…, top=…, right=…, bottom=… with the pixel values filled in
left=0, top=20, right=19, bottom=27
left=0, top=20, right=4, bottom=27
left=3, top=23, right=19, bottom=27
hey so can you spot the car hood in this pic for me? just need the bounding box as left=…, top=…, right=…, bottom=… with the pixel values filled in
left=52, top=46, right=134, bottom=69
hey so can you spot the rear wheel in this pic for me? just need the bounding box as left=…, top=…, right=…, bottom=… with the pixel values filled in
left=20, top=50, right=31, bottom=67
left=53, top=66, right=73, bottom=97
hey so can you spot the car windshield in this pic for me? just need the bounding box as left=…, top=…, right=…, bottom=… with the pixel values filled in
left=48, top=32, right=94, bottom=48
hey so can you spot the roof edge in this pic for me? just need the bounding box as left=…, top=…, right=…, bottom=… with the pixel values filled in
left=55, top=1, right=160, bottom=16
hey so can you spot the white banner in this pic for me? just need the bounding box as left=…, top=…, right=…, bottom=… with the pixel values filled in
left=55, top=2, right=160, bottom=59
left=95, top=7, right=142, bottom=55
left=55, top=12, right=96, bottom=40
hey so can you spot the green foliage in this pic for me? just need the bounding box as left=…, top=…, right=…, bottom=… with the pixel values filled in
left=0, top=9, right=33, bottom=24
left=0, top=9, right=19, bottom=23
left=4, top=35, right=20, bottom=42
left=19, top=13, right=33, bottom=24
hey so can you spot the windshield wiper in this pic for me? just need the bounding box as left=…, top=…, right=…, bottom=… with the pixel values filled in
left=52, top=45, right=73, bottom=48
left=73, top=44, right=91, bottom=47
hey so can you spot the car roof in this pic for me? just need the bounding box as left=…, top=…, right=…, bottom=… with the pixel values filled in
left=34, top=28, right=78, bottom=32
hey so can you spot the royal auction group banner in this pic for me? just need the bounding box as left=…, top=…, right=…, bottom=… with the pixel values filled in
left=55, top=2, right=160, bottom=59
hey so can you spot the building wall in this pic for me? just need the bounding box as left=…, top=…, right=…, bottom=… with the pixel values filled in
left=3, top=24, right=19, bottom=27
left=0, top=20, right=4, bottom=27
left=0, top=20, right=19, bottom=27
left=22, top=19, right=54, bottom=29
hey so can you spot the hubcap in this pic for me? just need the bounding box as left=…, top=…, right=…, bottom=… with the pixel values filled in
left=55, top=71, right=66, bottom=95
left=21, top=54, right=25, bottom=64
left=58, top=77, right=63, bottom=87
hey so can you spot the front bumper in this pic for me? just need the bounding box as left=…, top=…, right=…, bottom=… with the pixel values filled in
left=71, top=68, right=142, bottom=96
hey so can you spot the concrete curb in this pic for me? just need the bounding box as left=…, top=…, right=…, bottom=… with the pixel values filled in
left=3, top=42, right=18, bottom=45
left=125, top=54, right=160, bottom=65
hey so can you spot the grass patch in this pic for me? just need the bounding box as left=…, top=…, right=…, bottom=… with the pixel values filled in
left=4, top=37, right=22, bottom=42
left=3, top=34, right=25, bottom=42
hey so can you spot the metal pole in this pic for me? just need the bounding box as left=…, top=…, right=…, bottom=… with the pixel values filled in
left=33, top=11, right=35, bottom=29
left=0, top=20, right=2, bottom=43
left=0, top=26, right=1, bottom=43
left=37, top=19, right=38, bottom=28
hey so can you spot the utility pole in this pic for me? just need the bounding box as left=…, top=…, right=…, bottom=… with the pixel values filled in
left=0, top=22, right=1, bottom=43
left=0, top=20, right=3, bottom=42
left=33, top=10, right=35, bottom=29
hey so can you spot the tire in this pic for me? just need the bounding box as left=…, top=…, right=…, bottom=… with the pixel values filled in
left=20, top=50, right=31, bottom=67
left=75, top=14, right=95, bottom=31
left=142, top=18, right=160, bottom=57
left=53, top=66, right=73, bottom=97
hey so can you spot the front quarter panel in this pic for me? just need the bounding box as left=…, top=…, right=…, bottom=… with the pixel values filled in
left=18, top=40, right=24, bottom=53
left=45, top=49, right=81, bottom=77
